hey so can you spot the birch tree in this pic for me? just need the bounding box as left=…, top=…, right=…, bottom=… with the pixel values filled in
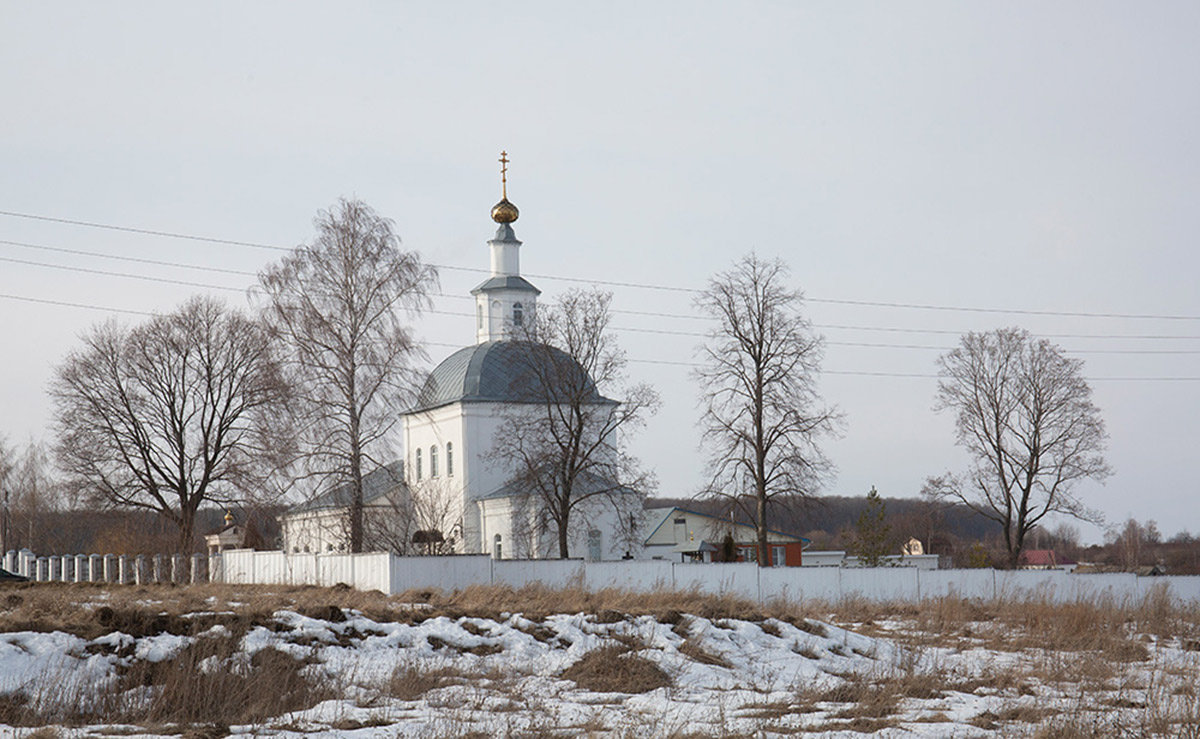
left=257, top=199, right=436, bottom=552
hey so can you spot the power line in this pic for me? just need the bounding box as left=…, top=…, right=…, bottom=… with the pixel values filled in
left=0, top=238, right=258, bottom=276
left=0, top=255, right=247, bottom=293
left=0, top=209, right=288, bottom=252
left=0, top=292, right=156, bottom=317
left=3, top=292, right=1196, bottom=380
left=4, top=207, right=1198, bottom=321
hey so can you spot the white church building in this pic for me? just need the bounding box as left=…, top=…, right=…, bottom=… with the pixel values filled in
left=282, top=156, right=640, bottom=560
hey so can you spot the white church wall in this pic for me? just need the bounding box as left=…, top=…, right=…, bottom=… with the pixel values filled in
left=403, top=403, right=469, bottom=549
left=281, top=510, right=345, bottom=554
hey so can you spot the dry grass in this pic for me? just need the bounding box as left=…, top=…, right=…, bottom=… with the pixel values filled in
left=0, top=632, right=330, bottom=730
left=4, top=580, right=1200, bottom=736
left=678, top=638, right=732, bottom=668
left=560, top=645, right=672, bottom=694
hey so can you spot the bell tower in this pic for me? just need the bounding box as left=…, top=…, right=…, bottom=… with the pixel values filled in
left=472, top=151, right=540, bottom=343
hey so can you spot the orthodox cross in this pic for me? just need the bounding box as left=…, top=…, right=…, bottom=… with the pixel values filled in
left=499, top=150, right=509, bottom=199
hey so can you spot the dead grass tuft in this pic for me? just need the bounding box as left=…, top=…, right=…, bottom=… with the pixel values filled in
left=560, top=645, right=671, bottom=694
left=678, top=639, right=732, bottom=668
left=386, top=663, right=464, bottom=701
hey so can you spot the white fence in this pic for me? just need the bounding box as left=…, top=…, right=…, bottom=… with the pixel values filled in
left=10, top=546, right=1200, bottom=604
left=3, top=548, right=222, bottom=585
left=219, top=549, right=1200, bottom=604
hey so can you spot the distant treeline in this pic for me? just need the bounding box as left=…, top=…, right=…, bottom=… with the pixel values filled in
left=3, top=507, right=283, bottom=556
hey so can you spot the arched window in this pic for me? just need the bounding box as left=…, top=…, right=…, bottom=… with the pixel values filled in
left=430, top=445, right=438, bottom=477
left=513, top=302, right=524, bottom=327
left=415, top=448, right=422, bottom=481
left=493, top=534, right=502, bottom=559
left=476, top=303, right=483, bottom=329
left=446, top=442, right=454, bottom=476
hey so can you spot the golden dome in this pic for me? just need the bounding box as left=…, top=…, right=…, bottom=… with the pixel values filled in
left=491, top=197, right=519, bottom=223
left=491, top=150, right=519, bottom=223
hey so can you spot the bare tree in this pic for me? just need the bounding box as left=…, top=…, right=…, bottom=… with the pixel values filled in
left=695, top=254, right=840, bottom=567
left=923, top=327, right=1111, bottom=569
left=362, top=477, right=462, bottom=556
left=490, top=289, right=658, bottom=559
left=0, top=437, right=13, bottom=554
left=4, top=439, right=68, bottom=551
left=51, top=297, right=290, bottom=552
left=257, top=199, right=437, bottom=553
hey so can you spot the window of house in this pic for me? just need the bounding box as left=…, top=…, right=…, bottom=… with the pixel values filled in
left=493, top=534, right=502, bottom=559
left=513, top=302, right=524, bottom=326
left=772, top=546, right=786, bottom=567
left=430, top=445, right=438, bottom=477
left=446, top=442, right=454, bottom=476
left=740, top=546, right=757, bottom=562
left=415, top=448, right=422, bottom=481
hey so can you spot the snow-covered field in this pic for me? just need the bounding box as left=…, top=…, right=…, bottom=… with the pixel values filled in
left=1, top=585, right=1198, bottom=738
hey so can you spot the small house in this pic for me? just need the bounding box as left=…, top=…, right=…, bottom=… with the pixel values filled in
left=643, top=506, right=808, bottom=566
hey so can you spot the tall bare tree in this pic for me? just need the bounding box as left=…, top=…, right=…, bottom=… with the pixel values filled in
left=51, top=297, right=290, bottom=552
left=257, top=199, right=436, bottom=553
left=491, top=289, right=658, bottom=559
left=923, top=327, right=1111, bottom=568
left=695, top=254, right=840, bottom=567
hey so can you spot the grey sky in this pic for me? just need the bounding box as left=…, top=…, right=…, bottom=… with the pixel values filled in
left=2, top=2, right=1197, bottom=543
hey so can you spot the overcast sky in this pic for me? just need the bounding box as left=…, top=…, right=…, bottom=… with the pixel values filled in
left=2, top=2, right=1197, bottom=543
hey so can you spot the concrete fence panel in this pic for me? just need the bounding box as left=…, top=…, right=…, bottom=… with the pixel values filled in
left=492, top=558, right=584, bottom=590
left=916, top=569, right=997, bottom=600
left=840, top=567, right=921, bottom=602
left=672, top=562, right=759, bottom=600
left=760, top=566, right=841, bottom=603
left=389, top=555, right=493, bottom=594
left=1158, top=576, right=1200, bottom=603
left=586, top=561, right=674, bottom=592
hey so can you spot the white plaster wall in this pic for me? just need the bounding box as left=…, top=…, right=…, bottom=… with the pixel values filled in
left=476, top=287, right=537, bottom=343
left=281, top=510, right=346, bottom=554
left=403, top=403, right=469, bottom=548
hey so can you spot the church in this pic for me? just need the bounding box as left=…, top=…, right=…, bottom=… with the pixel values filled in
left=281, top=155, right=641, bottom=560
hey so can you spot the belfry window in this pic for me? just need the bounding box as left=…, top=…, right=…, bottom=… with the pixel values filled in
left=415, top=448, right=422, bottom=481
left=513, top=302, right=524, bottom=327
left=430, top=445, right=439, bottom=478
left=477, top=303, right=483, bottom=329
left=446, top=442, right=454, bottom=476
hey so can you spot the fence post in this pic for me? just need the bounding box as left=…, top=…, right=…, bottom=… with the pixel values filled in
left=191, top=554, right=203, bottom=584
left=2, top=551, right=12, bottom=573
left=171, top=554, right=185, bottom=583
left=104, top=554, right=118, bottom=583
left=49, top=556, right=60, bottom=582
left=36, top=557, right=48, bottom=582
left=118, top=555, right=131, bottom=584
left=19, top=549, right=34, bottom=578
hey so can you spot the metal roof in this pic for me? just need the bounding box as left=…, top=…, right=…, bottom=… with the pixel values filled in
left=408, top=340, right=613, bottom=413
left=283, top=461, right=404, bottom=515
left=470, top=275, right=541, bottom=295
